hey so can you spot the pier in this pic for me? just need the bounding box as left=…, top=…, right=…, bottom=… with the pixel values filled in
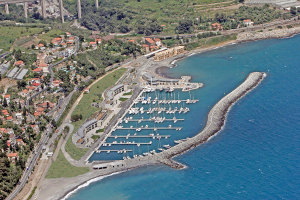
left=103, top=142, right=152, bottom=146
left=108, top=135, right=170, bottom=139
left=115, top=127, right=182, bottom=131
left=96, top=150, right=133, bottom=153
left=123, top=118, right=184, bottom=122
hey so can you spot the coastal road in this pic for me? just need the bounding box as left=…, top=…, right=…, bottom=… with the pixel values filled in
left=6, top=124, right=53, bottom=200
left=7, top=37, right=80, bottom=200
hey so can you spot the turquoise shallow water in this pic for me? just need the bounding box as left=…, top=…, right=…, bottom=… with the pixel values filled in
left=68, top=35, right=300, bottom=200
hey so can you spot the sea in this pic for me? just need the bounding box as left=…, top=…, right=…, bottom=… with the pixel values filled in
left=67, top=35, right=300, bottom=200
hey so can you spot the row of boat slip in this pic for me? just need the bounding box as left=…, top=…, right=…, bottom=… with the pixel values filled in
left=103, top=141, right=153, bottom=146
left=122, top=117, right=184, bottom=123
left=96, top=149, right=133, bottom=153
left=144, top=87, right=175, bottom=93
left=128, top=106, right=190, bottom=115
left=137, top=98, right=199, bottom=105
left=115, top=125, right=183, bottom=131
left=108, top=133, right=171, bottom=139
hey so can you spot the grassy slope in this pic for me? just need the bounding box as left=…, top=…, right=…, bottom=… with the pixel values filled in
left=65, top=0, right=235, bottom=34
left=46, top=150, right=89, bottom=178
left=65, top=68, right=127, bottom=160
left=0, top=26, right=43, bottom=51
left=38, top=29, right=65, bottom=43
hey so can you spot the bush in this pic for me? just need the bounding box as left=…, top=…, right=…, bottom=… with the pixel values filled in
left=71, top=114, right=82, bottom=122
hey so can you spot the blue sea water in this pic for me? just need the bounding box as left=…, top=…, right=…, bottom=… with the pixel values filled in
left=68, top=35, right=300, bottom=200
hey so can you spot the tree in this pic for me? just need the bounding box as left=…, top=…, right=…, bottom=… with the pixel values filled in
left=290, top=6, right=297, bottom=15
left=176, top=20, right=194, bottom=34
left=71, top=114, right=82, bottom=122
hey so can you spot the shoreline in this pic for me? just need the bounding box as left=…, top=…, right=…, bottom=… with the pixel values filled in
left=36, top=25, right=298, bottom=200
left=154, top=26, right=300, bottom=79
left=37, top=71, right=266, bottom=200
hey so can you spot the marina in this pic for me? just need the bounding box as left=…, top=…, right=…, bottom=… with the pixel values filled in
left=88, top=87, right=201, bottom=161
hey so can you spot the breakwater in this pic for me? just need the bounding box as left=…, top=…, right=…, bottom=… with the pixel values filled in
left=38, top=72, right=266, bottom=200
left=157, top=72, right=266, bottom=168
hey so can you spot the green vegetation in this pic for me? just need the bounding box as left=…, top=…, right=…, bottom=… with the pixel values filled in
left=0, top=26, right=43, bottom=51
left=65, top=68, right=126, bottom=160
left=182, top=34, right=237, bottom=51
left=65, top=0, right=236, bottom=34
left=119, top=97, right=128, bottom=102
left=46, top=150, right=89, bottom=178
left=123, top=91, right=133, bottom=96
left=91, top=135, right=100, bottom=140
left=27, top=186, right=37, bottom=200
left=75, top=40, right=140, bottom=78
left=96, top=129, right=104, bottom=133
left=38, top=29, right=64, bottom=42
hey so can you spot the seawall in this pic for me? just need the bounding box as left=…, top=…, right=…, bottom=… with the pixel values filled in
left=157, top=72, right=266, bottom=168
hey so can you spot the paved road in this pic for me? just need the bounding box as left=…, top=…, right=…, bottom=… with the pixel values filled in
left=25, top=36, right=79, bottom=108
left=6, top=37, right=79, bottom=200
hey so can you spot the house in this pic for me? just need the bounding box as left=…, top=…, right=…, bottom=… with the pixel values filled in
left=154, top=38, right=162, bottom=47
left=16, top=139, right=24, bottom=146
left=96, top=38, right=102, bottom=44
left=243, top=19, right=254, bottom=27
left=20, top=89, right=29, bottom=97
left=4, top=94, right=10, bottom=103
left=211, top=23, right=222, bottom=31
left=6, top=116, right=13, bottom=121
left=15, top=113, right=23, bottom=119
left=34, top=111, right=43, bottom=117
left=33, top=68, right=43, bottom=73
left=2, top=110, right=9, bottom=116
left=51, top=37, right=62, bottom=46
left=142, top=44, right=150, bottom=53
left=7, top=152, right=18, bottom=163
left=14, top=60, right=25, bottom=67
left=84, top=88, right=90, bottom=94
left=52, top=80, right=63, bottom=87
left=0, top=128, right=8, bottom=134
left=145, top=38, right=155, bottom=46
left=89, top=41, right=97, bottom=48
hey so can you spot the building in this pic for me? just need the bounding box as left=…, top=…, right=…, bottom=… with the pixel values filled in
left=211, top=22, right=222, bottom=31
left=106, top=84, right=125, bottom=100
left=243, top=19, right=254, bottom=27
left=7, top=152, right=18, bottom=163
left=154, top=46, right=185, bottom=61
left=77, top=119, right=98, bottom=138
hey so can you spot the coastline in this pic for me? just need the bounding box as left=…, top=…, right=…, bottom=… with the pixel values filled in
left=154, top=25, right=300, bottom=79
left=36, top=71, right=266, bottom=200
left=36, top=25, right=298, bottom=200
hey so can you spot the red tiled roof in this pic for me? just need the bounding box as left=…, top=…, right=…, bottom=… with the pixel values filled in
left=15, top=60, right=24, bottom=66
left=33, top=68, right=43, bottom=72
left=7, top=152, right=18, bottom=158
left=6, top=116, right=13, bottom=120
left=145, top=38, right=155, bottom=44
left=32, top=83, right=41, bottom=87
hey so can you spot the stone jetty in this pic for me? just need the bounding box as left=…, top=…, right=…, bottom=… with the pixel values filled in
left=157, top=72, right=266, bottom=168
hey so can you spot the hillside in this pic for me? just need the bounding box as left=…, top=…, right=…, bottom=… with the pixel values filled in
left=64, top=0, right=238, bottom=34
